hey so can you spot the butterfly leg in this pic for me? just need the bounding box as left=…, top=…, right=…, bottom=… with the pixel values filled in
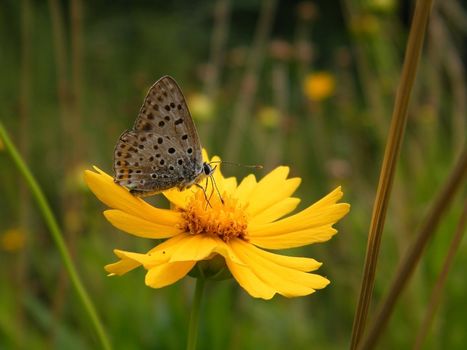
left=209, top=166, right=224, bottom=205
left=203, top=178, right=213, bottom=210
left=194, top=183, right=212, bottom=208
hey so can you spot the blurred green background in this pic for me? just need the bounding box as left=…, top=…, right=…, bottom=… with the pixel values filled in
left=0, top=0, right=466, bottom=349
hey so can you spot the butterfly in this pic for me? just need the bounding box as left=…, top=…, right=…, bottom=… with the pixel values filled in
left=113, top=76, right=214, bottom=197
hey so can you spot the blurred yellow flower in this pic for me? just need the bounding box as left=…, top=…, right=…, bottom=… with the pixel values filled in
left=303, top=72, right=336, bottom=101
left=1, top=228, right=26, bottom=252
left=84, top=151, right=349, bottom=299
left=257, top=106, right=280, bottom=129
left=188, top=93, right=214, bottom=121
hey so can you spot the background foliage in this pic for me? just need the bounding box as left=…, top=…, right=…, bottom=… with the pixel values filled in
left=0, top=0, right=465, bottom=349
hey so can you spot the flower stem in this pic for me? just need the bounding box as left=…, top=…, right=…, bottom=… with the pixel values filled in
left=0, top=122, right=112, bottom=350
left=187, top=277, right=206, bottom=350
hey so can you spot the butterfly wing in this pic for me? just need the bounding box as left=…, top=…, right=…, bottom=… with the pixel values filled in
left=113, top=76, right=204, bottom=196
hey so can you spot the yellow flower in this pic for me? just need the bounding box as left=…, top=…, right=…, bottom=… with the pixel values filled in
left=1, top=228, right=26, bottom=252
left=303, top=72, right=336, bottom=101
left=84, top=152, right=350, bottom=299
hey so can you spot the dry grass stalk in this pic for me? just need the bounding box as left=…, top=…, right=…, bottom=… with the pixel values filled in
left=350, top=1, right=434, bottom=348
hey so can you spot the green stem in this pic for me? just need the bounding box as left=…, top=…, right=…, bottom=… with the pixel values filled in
left=0, top=122, right=112, bottom=350
left=187, top=277, right=206, bottom=350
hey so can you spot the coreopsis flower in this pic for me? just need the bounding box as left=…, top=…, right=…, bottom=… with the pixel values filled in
left=303, top=72, right=336, bottom=101
left=84, top=152, right=349, bottom=299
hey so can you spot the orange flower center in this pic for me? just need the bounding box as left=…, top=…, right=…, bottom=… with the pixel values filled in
left=179, top=190, right=248, bottom=242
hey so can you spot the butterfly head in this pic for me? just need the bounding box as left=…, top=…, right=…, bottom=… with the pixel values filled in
left=203, top=162, right=214, bottom=176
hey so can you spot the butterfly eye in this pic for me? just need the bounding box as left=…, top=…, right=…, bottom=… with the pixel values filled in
left=203, top=163, right=213, bottom=175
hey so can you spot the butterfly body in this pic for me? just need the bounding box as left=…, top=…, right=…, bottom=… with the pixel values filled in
left=113, top=76, right=211, bottom=197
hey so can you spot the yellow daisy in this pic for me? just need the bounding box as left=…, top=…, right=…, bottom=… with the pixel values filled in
left=84, top=152, right=350, bottom=300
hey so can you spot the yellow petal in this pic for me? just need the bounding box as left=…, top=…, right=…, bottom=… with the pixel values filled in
left=105, top=260, right=139, bottom=276
left=248, top=177, right=301, bottom=216
left=84, top=168, right=179, bottom=225
left=249, top=225, right=338, bottom=249
left=246, top=166, right=301, bottom=216
left=307, top=186, right=344, bottom=210
left=104, top=210, right=180, bottom=238
left=249, top=166, right=289, bottom=200
left=248, top=188, right=349, bottom=237
left=104, top=249, right=144, bottom=276
left=169, top=234, right=244, bottom=264
left=249, top=197, right=301, bottom=225
left=225, top=257, right=276, bottom=300
left=145, top=234, right=190, bottom=264
left=234, top=174, right=257, bottom=204
left=163, top=187, right=195, bottom=208
left=245, top=243, right=322, bottom=272
left=145, top=261, right=195, bottom=288
left=104, top=234, right=188, bottom=275
left=169, top=235, right=219, bottom=262
left=221, top=176, right=238, bottom=194
left=121, top=249, right=179, bottom=269
left=230, top=240, right=329, bottom=297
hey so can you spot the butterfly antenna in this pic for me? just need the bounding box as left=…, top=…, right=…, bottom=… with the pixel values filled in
left=208, top=160, right=263, bottom=169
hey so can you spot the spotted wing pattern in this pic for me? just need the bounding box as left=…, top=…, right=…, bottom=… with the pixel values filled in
left=113, top=76, right=204, bottom=196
